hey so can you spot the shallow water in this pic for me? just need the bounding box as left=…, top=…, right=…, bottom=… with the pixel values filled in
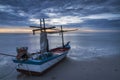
left=0, top=32, right=120, bottom=80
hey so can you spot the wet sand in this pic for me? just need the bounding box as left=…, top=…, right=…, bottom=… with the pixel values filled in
left=2, top=54, right=120, bottom=80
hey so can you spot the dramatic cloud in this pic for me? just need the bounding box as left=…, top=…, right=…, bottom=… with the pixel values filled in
left=0, top=0, right=120, bottom=30
left=82, top=13, right=120, bottom=20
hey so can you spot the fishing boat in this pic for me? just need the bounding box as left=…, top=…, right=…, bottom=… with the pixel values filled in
left=12, top=18, right=71, bottom=75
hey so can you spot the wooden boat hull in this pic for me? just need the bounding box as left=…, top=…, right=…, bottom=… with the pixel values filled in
left=14, top=51, right=68, bottom=75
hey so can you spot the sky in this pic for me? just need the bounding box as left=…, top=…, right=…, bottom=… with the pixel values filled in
left=0, top=0, right=120, bottom=32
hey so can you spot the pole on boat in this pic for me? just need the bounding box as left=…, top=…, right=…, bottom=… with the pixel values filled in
left=40, top=19, right=42, bottom=28
left=61, top=25, right=64, bottom=48
left=43, top=18, right=46, bottom=32
left=39, top=19, right=42, bottom=50
left=43, top=18, right=49, bottom=51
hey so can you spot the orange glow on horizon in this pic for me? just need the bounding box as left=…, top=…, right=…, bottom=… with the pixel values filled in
left=0, top=27, right=119, bottom=33
left=0, top=28, right=32, bottom=33
left=0, top=27, right=78, bottom=33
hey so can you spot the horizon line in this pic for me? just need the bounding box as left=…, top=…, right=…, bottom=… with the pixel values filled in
left=0, top=27, right=120, bottom=33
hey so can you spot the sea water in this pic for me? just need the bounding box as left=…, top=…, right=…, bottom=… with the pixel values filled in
left=0, top=32, right=120, bottom=79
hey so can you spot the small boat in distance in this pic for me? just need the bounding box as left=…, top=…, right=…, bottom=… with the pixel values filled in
left=12, top=18, right=71, bottom=75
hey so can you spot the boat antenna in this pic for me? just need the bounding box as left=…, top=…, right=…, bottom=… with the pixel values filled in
left=61, top=25, right=64, bottom=48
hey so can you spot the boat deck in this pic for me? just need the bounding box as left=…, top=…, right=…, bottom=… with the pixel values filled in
left=50, top=47, right=70, bottom=54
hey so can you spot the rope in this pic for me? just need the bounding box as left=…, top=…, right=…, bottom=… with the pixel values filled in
left=0, top=53, right=16, bottom=57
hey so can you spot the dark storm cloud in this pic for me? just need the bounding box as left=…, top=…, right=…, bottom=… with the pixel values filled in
left=0, top=0, right=120, bottom=29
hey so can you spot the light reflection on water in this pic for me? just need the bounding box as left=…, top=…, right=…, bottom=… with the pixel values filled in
left=0, top=32, right=120, bottom=79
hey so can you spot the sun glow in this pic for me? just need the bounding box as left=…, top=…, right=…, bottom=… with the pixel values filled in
left=0, top=27, right=119, bottom=33
left=0, top=27, right=77, bottom=33
left=0, top=28, right=32, bottom=33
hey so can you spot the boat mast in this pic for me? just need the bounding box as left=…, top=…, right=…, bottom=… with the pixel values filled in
left=30, top=18, right=56, bottom=52
left=43, top=18, right=46, bottom=32
left=43, top=18, right=49, bottom=51
left=61, top=25, right=64, bottom=48
left=40, top=19, right=42, bottom=28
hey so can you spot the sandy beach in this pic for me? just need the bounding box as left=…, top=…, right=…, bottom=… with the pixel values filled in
left=4, top=54, right=119, bottom=80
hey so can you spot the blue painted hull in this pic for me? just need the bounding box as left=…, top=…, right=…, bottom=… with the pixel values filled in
left=13, top=42, right=70, bottom=75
